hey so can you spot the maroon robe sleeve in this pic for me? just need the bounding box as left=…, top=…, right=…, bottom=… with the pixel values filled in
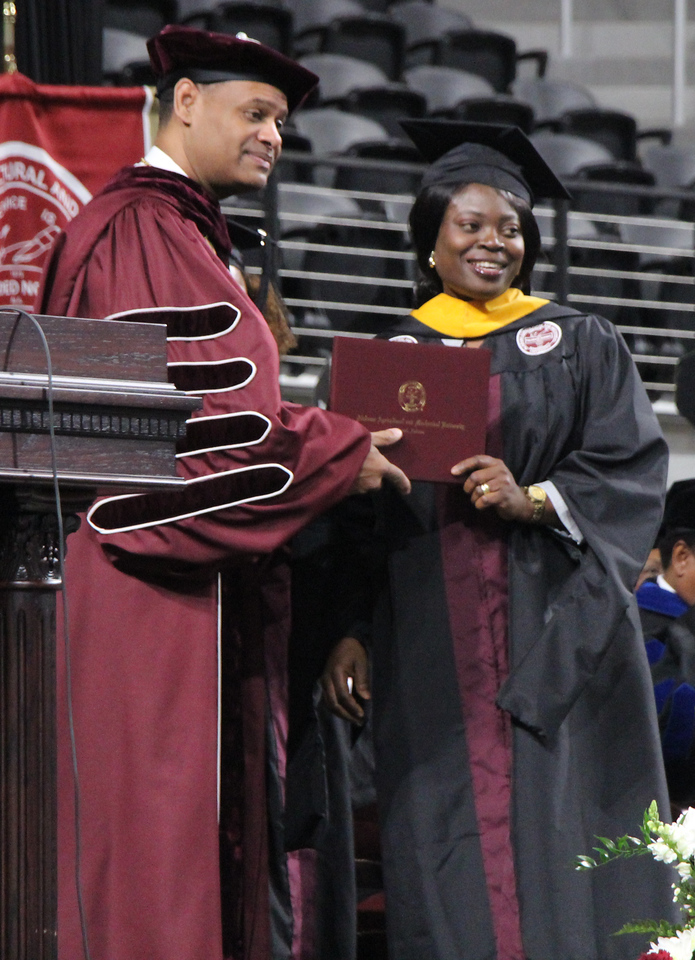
left=40, top=193, right=371, bottom=568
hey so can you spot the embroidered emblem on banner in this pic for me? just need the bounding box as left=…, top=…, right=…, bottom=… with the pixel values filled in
left=0, top=142, right=91, bottom=309
left=389, top=335, right=418, bottom=343
left=398, top=380, right=426, bottom=412
left=516, top=321, right=562, bottom=356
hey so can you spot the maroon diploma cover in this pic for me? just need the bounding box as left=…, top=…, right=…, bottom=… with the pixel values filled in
left=329, top=336, right=491, bottom=483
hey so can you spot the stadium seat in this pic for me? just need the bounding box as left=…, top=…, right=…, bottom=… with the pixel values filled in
left=293, top=108, right=390, bottom=185
left=513, top=76, right=596, bottom=126
left=293, top=107, right=390, bottom=156
left=572, top=163, right=657, bottom=220
left=276, top=128, right=314, bottom=184
left=406, top=28, right=547, bottom=92
left=291, top=0, right=377, bottom=56
left=620, top=218, right=695, bottom=339
left=333, top=139, right=423, bottom=208
left=277, top=184, right=408, bottom=332
left=316, top=15, right=406, bottom=80
left=103, top=0, right=176, bottom=35
left=404, top=65, right=494, bottom=115
left=558, top=108, right=671, bottom=164
left=439, top=95, right=534, bottom=132
left=340, top=85, right=427, bottom=137
left=389, top=0, right=472, bottom=50
left=181, top=2, right=295, bottom=55
left=529, top=131, right=615, bottom=178
left=643, top=143, right=695, bottom=189
left=178, top=0, right=218, bottom=16
left=102, top=27, right=151, bottom=79
left=298, top=52, right=389, bottom=104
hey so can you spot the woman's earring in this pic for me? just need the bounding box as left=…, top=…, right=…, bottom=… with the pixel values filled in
left=428, top=251, right=436, bottom=269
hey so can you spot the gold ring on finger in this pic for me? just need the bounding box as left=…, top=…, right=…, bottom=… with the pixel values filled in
left=478, top=482, right=491, bottom=496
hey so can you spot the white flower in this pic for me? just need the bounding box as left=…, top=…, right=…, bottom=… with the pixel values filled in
left=673, top=808, right=695, bottom=860
left=679, top=807, right=695, bottom=832
left=649, top=837, right=679, bottom=864
left=648, top=808, right=695, bottom=867
left=652, top=926, right=695, bottom=960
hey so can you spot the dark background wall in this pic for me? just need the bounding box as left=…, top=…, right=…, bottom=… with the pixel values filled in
left=15, top=0, right=105, bottom=85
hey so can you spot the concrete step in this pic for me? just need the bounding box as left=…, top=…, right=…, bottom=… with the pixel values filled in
left=494, top=20, right=691, bottom=61
left=444, top=0, right=681, bottom=23
left=438, top=5, right=695, bottom=132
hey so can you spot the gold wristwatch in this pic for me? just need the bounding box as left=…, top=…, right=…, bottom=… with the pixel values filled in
left=523, top=485, right=547, bottom=524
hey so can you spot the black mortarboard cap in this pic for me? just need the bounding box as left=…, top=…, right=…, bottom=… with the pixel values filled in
left=400, top=119, right=571, bottom=206
left=661, top=479, right=695, bottom=535
left=148, top=24, right=318, bottom=116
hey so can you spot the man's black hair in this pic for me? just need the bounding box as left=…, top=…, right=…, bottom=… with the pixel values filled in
left=659, top=528, right=695, bottom=570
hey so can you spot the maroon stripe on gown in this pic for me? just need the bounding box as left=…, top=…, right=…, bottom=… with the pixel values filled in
left=220, top=567, right=270, bottom=960
left=262, top=555, right=318, bottom=960
left=288, top=850, right=318, bottom=960
left=437, top=372, right=524, bottom=960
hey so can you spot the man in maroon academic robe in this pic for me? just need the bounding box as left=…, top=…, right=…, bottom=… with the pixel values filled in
left=37, top=24, right=408, bottom=960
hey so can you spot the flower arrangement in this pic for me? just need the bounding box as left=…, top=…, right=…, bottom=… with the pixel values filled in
left=576, top=801, right=695, bottom=960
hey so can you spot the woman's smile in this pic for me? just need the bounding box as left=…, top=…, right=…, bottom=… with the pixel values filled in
left=468, top=258, right=508, bottom=277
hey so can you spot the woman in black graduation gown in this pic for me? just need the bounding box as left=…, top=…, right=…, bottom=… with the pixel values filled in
left=321, top=122, right=677, bottom=960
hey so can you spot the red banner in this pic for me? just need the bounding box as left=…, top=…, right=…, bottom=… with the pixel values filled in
left=0, top=73, right=152, bottom=310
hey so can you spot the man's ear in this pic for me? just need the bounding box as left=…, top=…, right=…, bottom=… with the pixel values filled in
left=672, top=539, right=695, bottom=573
left=173, top=78, right=199, bottom=126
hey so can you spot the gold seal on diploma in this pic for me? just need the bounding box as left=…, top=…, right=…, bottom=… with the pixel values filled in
left=398, top=380, right=426, bottom=412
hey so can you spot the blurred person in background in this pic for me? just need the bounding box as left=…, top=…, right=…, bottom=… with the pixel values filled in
left=638, top=479, right=695, bottom=812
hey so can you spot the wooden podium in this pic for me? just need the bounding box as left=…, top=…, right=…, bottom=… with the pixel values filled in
left=0, top=310, right=200, bottom=960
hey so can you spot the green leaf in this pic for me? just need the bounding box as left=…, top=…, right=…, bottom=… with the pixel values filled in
left=615, top=919, right=681, bottom=938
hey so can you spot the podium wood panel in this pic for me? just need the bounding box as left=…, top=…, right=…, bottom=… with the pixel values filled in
left=0, top=581, right=57, bottom=960
left=0, top=490, right=72, bottom=960
left=0, top=311, right=202, bottom=960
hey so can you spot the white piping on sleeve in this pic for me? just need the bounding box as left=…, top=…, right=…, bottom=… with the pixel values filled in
left=104, top=301, right=242, bottom=340
left=167, top=357, right=257, bottom=393
left=87, top=463, right=294, bottom=535
left=177, top=413, right=272, bottom=457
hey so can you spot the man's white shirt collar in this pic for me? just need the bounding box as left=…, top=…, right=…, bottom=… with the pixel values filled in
left=139, top=146, right=189, bottom=179
left=657, top=573, right=677, bottom=594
